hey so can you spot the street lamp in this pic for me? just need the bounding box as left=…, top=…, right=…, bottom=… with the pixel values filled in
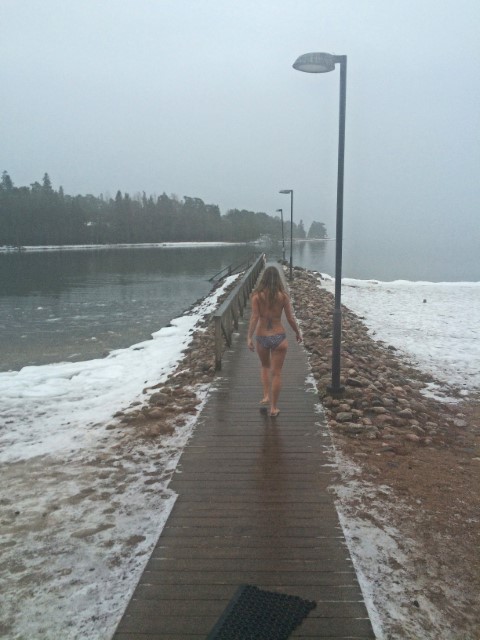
left=276, top=208, right=286, bottom=262
left=279, top=189, right=293, bottom=279
left=293, top=51, right=347, bottom=395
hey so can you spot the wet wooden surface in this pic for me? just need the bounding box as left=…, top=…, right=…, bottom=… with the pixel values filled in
left=113, top=293, right=375, bottom=639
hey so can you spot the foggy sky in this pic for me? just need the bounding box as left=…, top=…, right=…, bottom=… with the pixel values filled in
left=1, top=0, right=479, bottom=276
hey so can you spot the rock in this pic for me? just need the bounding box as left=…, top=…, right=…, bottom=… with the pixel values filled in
left=405, top=433, right=421, bottom=442
left=146, top=408, right=164, bottom=419
left=372, top=406, right=388, bottom=414
left=346, top=377, right=365, bottom=387
left=144, top=423, right=175, bottom=438
left=398, top=408, right=414, bottom=419
left=382, top=398, right=396, bottom=407
left=336, top=411, right=353, bottom=422
left=150, top=392, right=170, bottom=406
left=336, top=423, right=366, bottom=434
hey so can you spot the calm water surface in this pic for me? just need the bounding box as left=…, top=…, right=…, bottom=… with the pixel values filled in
left=1, top=239, right=478, bottom=371
left=0, top=246, right=255, bottom=371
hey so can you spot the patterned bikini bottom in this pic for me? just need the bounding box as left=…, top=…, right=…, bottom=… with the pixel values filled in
left=255, top=333, right=287, bottom=350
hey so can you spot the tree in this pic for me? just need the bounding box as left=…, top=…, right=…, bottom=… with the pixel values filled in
left=307, top=221, right=327, bottom=239
left=42, top=172, right=53, bottom=192
left=1, top=170, right=14, bottom=191
left=0, top=170, right=303, bottom=246
left=296, top=219, right=306, bottom=239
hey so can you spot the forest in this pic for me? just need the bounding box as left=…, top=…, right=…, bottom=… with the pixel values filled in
left=0, top=171, right=327, bottom=246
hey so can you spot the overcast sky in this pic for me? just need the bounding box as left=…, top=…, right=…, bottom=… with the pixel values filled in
left=1, top=0, right=479, bottom=271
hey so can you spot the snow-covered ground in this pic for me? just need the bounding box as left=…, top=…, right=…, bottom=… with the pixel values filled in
left=0, top=275, right=238, bottom=640
left=1, top=273, right=479, bottom=639
left=0, top=242, right=240, bottom=253
left=320, top=275, right=480, bottom=640
left=322, top=276, right=480, bottom=395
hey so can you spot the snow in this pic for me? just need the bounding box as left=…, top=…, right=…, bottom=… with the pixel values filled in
left=0, top=279, right=237, bottom=464
left=1, top=271, right=479, bottom=639
left=0, top=275, right=238, bottom=640
left=330, top=451, right=457, bottom=640
left=317, top=274, right=480, bottom=639
left=321, top=275, right=480, bottom=395
left=0, top=242, right=242, bottom=253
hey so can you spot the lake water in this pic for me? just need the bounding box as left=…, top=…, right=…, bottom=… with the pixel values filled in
left=0, top=244, right=252, bottom=371
left=1, top=239, right=478, bottom=371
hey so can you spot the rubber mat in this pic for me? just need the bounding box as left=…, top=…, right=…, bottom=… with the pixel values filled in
left=206, top=584, right=316, bottom=639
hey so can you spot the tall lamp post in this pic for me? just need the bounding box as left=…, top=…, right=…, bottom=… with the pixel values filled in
left=279, top=189, right=293, bottom=279
left=293, top=51, right=347, bottom=395
left=276, top=208, right=286, bottom=262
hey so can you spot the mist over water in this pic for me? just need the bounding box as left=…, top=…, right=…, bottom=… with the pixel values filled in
left=287, top=236, right=479, bottom=282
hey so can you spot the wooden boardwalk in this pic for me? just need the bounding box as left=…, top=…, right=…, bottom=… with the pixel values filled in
left=113, top=298, right=375, bottom=639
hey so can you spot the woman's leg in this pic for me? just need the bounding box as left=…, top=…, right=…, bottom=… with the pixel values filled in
left=256, top=343, right=271, bottom=402
left=270, top=340, right=288, bottom=415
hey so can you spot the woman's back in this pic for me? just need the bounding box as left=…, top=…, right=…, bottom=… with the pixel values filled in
left=253, top=290, right=286, bottom=335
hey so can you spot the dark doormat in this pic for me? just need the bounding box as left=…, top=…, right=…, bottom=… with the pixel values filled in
left=206, top=584, right=316, bottom=639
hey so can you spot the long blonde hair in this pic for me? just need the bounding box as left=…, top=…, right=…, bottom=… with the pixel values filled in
left=255, top=266, right=285, bottom=307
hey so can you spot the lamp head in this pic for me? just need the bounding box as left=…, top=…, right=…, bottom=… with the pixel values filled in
left=279, top=189, right=292, bottom=194
left=293, top=52, right=336, bottom=73
left=276, top=208, right=282, bottom=212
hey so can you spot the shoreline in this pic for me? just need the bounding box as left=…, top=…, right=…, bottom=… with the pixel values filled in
left=0, top=241, right=249, bottom=254
left=1, top=265, right=479, bottom=638
left=0, top=275, right=241, bottom=638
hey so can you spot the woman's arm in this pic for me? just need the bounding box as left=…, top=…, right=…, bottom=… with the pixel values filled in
left=283, top=293, right=303, bottom=343
left=247, top=294, right=260, bottom=351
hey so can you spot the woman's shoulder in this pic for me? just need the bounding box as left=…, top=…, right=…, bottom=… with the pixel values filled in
left=251, top=290, right=262, bottom=305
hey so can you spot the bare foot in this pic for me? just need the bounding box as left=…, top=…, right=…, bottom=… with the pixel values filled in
left=270, top=409, right=280, bottom=417
left=259, top=398, right=270, bottom=405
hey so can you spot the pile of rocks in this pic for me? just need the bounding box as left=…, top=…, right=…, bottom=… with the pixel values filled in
left=289, top=267, right=467, bottom=448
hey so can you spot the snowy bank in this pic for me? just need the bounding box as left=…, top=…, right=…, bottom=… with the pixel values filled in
left=322, top=275, right=480, bottom=394
left=0, top=275, right=238, bottom=639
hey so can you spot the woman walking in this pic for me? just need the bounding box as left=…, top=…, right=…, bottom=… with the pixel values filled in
left=247, top=266, right=302, bottom=417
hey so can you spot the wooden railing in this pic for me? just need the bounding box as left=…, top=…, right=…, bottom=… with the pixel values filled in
left=213, top=253, right=265, bottom=370
left=208, top=252, right=260, bottom=282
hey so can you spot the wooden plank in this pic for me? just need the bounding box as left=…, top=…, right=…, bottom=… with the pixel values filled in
left=123, top=599, right=369, bottom=619
left=131, top=583, right=365, bottom=602
left=151, top=545, right=350, bottom=561
left=112, top=274, right=374, bottom=639
left=139, top=569, right=358, bottom=586
left=117, top=612, right=374, bottom=636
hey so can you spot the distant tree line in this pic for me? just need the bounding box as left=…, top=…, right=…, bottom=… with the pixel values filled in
left=0, top=171, right=328, bottom=246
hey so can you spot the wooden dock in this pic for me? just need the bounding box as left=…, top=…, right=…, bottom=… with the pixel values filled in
left=113, top=297, right=375, bottom=638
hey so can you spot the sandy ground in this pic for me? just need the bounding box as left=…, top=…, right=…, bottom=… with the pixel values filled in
left=329, top=397, right=480, bottom=639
